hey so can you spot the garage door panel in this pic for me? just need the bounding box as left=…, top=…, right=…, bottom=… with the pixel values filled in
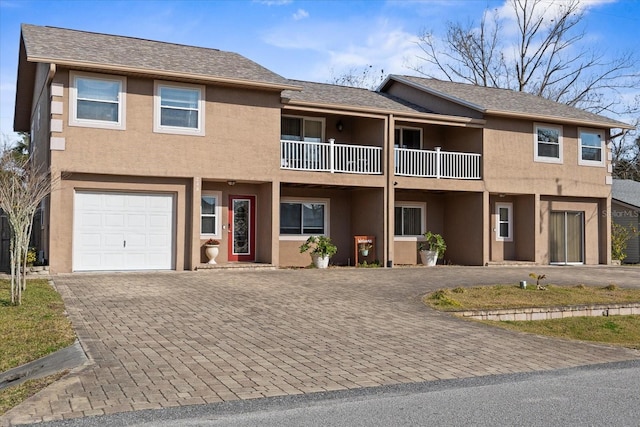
left=148, top=234, right=170, bottom=246
left=103, top=233, right=126, bottom=247
left=105, top=214, right=126, bottom=228
left=104, top=194, right=127, bottom=209
left=126, top=233, right=147, bottom=247
left=79, top=213, right=102, bottom=227
left=74, top=192, right=174, bottom=271
left=127, top=214, right=147, bottom=228
left=148, top=214, right=170, bottom=228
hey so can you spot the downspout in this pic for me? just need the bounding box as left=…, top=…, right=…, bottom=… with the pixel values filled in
left=386, top=114, right=394, bottom=267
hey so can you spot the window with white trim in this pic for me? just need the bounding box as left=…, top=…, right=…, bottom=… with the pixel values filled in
left=201, top=191, right=222, bottom=237
left=154, top=81, right=205, bottom=135
left=394, top=126, right=422, bottom=149
left=280, top=199, right=328, bottom=236
left=578, top=128, right=604, bottom=166
left=69, top=71, right=126, bottom=129
left=534, top=123, right=562, bottom=163
left=394, top=202, right=426, bottom=236
left=495, top=203, right=513, bottom=242
left=281, top=116, right=324, bottom=142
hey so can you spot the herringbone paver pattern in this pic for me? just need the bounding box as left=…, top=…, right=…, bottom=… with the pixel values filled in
left=3, top=266, right=639, bottom=425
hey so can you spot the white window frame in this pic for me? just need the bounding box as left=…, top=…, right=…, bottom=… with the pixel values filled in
left=279, top=197, right=330, bottom=240
left=281, top=115, right=325, bottom=142
left=533, top=123, right=563, bottom=164
left=200, top=191, right=222, bottom=238
left=394, top=201, right=426, bottom=240
left=495, top=202, right=513, bottom=242
left=394, top=126, right=423, bottom=149
left=154, top=81, right=205, bottom=136
left=69, top=71, right=126, bottom=130
left=578, top=127, right=605, bottom=167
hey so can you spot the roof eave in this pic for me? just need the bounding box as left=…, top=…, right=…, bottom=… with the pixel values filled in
left=485, top=109, right=634, bottom=130
left=27, top=56, right=303, bottom=92
left=14, top=35, right=35, bottom=132
left=284, top=99, right=486, bottom=127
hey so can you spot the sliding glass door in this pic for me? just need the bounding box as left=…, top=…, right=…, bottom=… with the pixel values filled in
left=550, top=211, right=584, bottom=264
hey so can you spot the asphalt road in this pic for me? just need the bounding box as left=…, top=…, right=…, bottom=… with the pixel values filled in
left=33, top=359, right=640, bottom=427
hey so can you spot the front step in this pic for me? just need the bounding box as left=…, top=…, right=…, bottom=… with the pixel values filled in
left=197, top=263, right=277, bottom=271
left=485, top=260, right=537, bottom=266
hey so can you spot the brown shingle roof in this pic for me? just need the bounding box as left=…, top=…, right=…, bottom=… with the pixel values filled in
left=283, top=80, right=432, bottom=115
left=388, top=76, right=632, bottom=129
left=20, top=24, right=294, bottom=89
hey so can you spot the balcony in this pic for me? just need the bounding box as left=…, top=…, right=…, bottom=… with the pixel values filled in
left=281, top=139, right=382, bottom=175
left=395, top=147, right=481, bottom=180
left=280, top=141, right=481, bottom=180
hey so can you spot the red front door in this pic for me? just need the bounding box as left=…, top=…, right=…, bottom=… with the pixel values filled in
left=228, top=195, right=256, bottom=262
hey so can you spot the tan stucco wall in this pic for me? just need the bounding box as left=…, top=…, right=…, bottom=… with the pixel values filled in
left=483, top=117, right=610, bottom=197
left=538, top=197, right=605, bottom=264
left=444, top=192, right=485, bottom=266
left=36, top=67, right=615, bottom=272
left=279, top=186, right=378, bottom=267
left=393, top=191, right=445, bottom=265
left=50, top=69, right=282, bottom=181
left=489, top=194, right=536, bottom=262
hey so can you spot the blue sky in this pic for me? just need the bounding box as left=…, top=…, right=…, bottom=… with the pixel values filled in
left=1, top=0, right=639, bottom=140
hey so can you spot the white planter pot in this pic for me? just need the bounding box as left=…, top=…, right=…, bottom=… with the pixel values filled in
left=312, top=254, right=330, bottom=269
left=419, top=250, right=438, bottom=267
left=360, top=249, right=369, bottom=256
left=205, top=245, right=220, bottom=264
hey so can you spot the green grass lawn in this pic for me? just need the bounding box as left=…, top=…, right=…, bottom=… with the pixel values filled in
left=0, top=278, right=76, bottom=416
left=0, top=279, right=76, bottom=373
left=424, top=284, right=640, bottom=349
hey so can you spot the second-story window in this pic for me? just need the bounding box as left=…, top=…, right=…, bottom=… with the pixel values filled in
left=69, top=71, right=126, bottom=130
left=578, top=128, right=604, bottom=167
left=394, top=127, right=422, bottom=149
left=534, top=123, right=563, bottom=163
left=154, top=81, right=205, bottom=136
left=281, top=116, right=323, bottom=142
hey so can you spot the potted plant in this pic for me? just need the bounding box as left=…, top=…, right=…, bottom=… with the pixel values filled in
left=299, top=235, right=337, bottom=269
left=359, top=242, right=373, bottom=256
left=203, top=238, right=220, bottom=264
left=418, top=231, right=446, bottom=266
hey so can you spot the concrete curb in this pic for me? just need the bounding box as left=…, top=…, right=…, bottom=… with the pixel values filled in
left=0, top=341, right=87, bottom=391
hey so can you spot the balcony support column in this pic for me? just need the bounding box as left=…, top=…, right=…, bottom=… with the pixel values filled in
left=329, top=138, right=335, bottom=173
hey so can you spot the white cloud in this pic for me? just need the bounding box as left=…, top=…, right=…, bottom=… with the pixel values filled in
left=293, top=9, right=309, bottom=21
left=253, top=0, right=292, bottom=5
left=262, top=15, right=425, bottom=83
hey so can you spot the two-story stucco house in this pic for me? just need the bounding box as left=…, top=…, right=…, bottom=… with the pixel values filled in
left=13, top=24, right=632, bottom=274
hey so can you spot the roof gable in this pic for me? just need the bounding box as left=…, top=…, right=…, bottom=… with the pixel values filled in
left=381, top=75, right=632, bottom=130
left=282, top=80, right=431, bottom=115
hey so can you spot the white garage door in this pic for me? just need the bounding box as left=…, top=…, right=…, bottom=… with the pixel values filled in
left=73, top=192, right=174, bottom=271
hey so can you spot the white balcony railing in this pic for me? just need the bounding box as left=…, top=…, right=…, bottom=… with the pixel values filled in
left=281, top=139, right=382, bottom=175
left=394, top=147, right=481, bottom=179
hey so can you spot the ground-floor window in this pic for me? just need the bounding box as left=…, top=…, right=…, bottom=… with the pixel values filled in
left=495, top=202, right=513, bottom=242
left=201, top=191, right=222, bottom=237
left=394, top=202, right=426, bottom=236
left=280, top=199, right=328, bottom=236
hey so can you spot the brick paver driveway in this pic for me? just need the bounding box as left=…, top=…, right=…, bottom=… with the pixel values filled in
left=3, top=266, right=639, bottom=425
